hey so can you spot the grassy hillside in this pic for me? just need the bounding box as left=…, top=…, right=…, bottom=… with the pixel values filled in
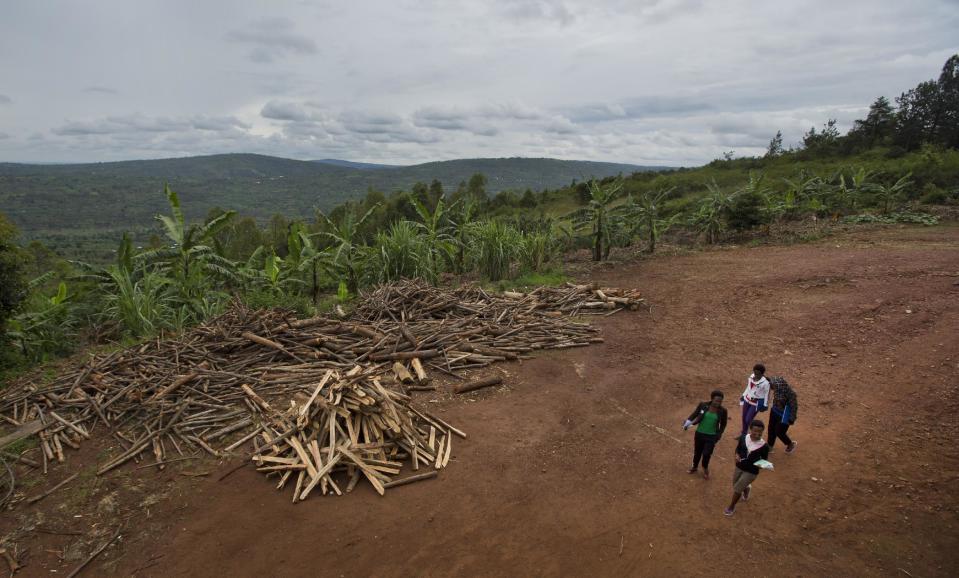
left=0, top=153, right=652, bottom=258
left=540, top=146, right=959, bottom=220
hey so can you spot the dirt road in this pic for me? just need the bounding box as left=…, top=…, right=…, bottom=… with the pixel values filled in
left=11, top=225, right=959, bottom=577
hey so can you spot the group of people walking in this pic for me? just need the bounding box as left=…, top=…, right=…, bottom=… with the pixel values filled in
left=682, top=363, right=799, bottom=516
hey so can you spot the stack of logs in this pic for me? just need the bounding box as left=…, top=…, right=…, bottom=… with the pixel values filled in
left=0, top=281, right=642, bottom=499
left=245, top=366, right=464, bottom=501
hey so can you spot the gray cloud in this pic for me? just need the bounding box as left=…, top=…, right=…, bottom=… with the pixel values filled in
left=52, top=114, right=250, bottom=137
left=226, top=18, right=318, bottom=63
left=0, top=93, right=11, bottom=104
left=409, top=103, right=558, bottom=137
left=262, top=105, right=445, bottom=145
left=411, top=106, right=500, bottom=136
left=497, top=1, right=576, bottom=26
left=566, top=97, right=714, bottom=123
left=261, top=100, right=316, bottom=122
left=82, top=85, right=119, bottom=95
left=192, top=115, right=251, bottom=131
left=53, top=115, right=187, bottom=136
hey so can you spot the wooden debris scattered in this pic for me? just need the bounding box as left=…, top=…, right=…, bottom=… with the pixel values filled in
left=0, top=280, right=642, bottom=500
left=66, top=526, right=122, bottom=578
left=26, top=471, right=80, bottom=504
left=0, top=547, right=20, bottom=575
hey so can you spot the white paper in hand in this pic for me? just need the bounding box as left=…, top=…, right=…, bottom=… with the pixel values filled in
left=754, top=459, right=775, bottom=471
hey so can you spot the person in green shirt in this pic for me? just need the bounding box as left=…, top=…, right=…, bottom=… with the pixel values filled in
left=683, top=390, right=729, bottom=480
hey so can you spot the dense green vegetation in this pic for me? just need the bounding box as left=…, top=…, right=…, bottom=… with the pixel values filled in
left=1, top=54, right=956, bottom=378
left=0, top=155, right=650, bottom=262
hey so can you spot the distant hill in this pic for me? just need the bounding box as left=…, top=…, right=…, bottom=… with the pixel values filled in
left=312, top=159, right=399, bottom=170
left=0, top=153, right=654, bottom=232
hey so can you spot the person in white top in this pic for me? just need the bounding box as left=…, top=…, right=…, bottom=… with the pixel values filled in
left=739, top=363, right=770, bottom=436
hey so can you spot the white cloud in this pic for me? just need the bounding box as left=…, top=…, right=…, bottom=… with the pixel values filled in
left=0, top=0, right=956, bottom=164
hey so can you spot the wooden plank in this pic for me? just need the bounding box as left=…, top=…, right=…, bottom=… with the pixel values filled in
left=299, top=370, right=334, bottom=419
left=370, top=349, right=440, bottom=361
left=0, top=420, right=49, bottom=449
left=442, top=430, right=452, bottom=468
left=286, top=437, right=318, bottom=479
left=338, top=446, right=386, bottom=496
left=299, top=453, right=342, bottom=501
left=392, top=362, right=414, bottom=384
left=382, top=470, right=438, bottom=489
left=410, top=358, right=428, bottom=382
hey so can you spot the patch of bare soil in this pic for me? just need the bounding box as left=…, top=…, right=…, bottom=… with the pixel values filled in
left=3, top=224, right=958, bottom=577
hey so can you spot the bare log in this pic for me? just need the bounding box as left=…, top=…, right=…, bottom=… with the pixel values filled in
left=454, top=376, right=503, bottom=394
left=382, top=470, right=438, bottom=488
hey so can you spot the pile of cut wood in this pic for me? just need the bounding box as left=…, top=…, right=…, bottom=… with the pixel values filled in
left=0, top=281, right=642, bottom=499
left=353, top=279, right=644, bottom=322
left=245, top=366, right=464, bottom=501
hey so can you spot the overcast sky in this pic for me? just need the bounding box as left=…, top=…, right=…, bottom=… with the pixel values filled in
left=0, top=1, right=956, bottom=166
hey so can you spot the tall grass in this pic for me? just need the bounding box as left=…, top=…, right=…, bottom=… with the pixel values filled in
left=469, top=220, right=521, bottom=281
left=519, top=230, right=555, bottom=272
left=364, top=220, right=430, bottom=284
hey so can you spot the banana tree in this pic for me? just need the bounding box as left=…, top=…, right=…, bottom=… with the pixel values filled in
left=826, top=167, right=873, bottom=219
left=570, top=178, right=624, bottom=261
left=628, top=188, right=677, bottom=253
left=286, top=223, right=328, bottom=304
left=141, top=185, right=239, bottom=300
left=409, top=194, right=454, bottom=283
left=257, top=250, right=306, bottom=295
left=691, top=180, right=735, bottom=244
left=448, top=196, right=479, bottom=274
left=316, top=205, right=379, bottom=293
left=6, top=275, right=74, bottom=361
left=781, top=171, right=824, bottom=220
left=873, top=173, right=913, bottom=214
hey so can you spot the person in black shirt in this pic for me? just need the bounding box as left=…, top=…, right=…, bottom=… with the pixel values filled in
left=683, top=390, right=728, bottom=480
left=767, top=376, right=798, bottom=453
left=724, top=419, right=769, bottom=517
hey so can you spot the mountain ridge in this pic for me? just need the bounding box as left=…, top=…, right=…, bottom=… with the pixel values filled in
left=0, top=153, right=665, bottom=258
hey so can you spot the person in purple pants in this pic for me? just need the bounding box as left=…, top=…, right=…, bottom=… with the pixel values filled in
left=739, top=363, right=770, bottom=435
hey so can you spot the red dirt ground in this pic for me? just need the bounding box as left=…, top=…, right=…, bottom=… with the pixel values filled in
left=3, top=224, right=958, bottom=577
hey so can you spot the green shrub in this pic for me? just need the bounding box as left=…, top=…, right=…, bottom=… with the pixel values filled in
left=727, top=190, right=766, bottom=231
left=241, top=288, right=316, bottom=317
left=885, top=146, right=908, bottom=159
left=97, top=269, right=175, bottom=338
left=919, top=183, right=950, bottom=204
left=0, top=214, right=27, bottom=337
left=6, top=280, right=77, bottom=362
